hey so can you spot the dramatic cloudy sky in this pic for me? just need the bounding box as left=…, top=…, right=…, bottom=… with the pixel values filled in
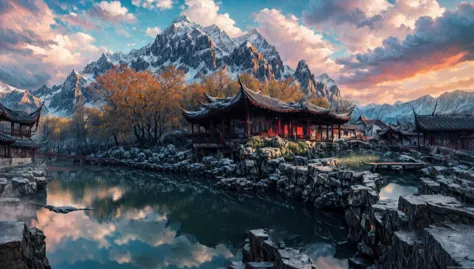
left=1, top=0, right=473, bottom=104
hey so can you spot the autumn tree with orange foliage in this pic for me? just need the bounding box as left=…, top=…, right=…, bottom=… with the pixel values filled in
left=262, top=77, right=304, bottom=102
left=307, top=96, right=331, bottom=108
left=94, top=65, right=185, bottom=146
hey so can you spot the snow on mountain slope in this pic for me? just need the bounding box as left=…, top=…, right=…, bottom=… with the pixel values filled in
left=202, top=24, right=236, bottom=56
left=353, top=90, right=474, bottom=124
left=0, top=81, right=45, bottom=113
left=234, top=29, right=285, bottom=79
left=293, top=60, right=340, bottom=102
left=25, top=15, right=341, bottom=117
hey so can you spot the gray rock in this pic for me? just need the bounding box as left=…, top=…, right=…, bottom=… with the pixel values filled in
left=0, top=178, right=7, bottom=193
left=423, top=224, right=474, bottom=269
left=0, top=221, right=51, bottom=269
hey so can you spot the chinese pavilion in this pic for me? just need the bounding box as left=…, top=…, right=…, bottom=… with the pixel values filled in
left=182, top=78, right=352, bottom=149
left=0, top=103, right=43, bottom=159
left=413, top=111, right=474, bottom=151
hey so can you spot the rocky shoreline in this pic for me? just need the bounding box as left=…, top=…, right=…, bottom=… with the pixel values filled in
left=0, top=163, right=51, bottom=269
left=36, top=136, right=474, bottom=268
left=90, top=137, right=474, bottom=269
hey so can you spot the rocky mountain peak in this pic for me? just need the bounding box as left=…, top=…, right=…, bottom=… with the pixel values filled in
left=317, top=73, right=330, bottom=79
left=173, top=15, right=193, bottom=24
left=0, top=81, right=45, bottom=112
left=166, top=15, right=198, bottom=36
left=296, top=60, right=310, bottom=72
left=23, top=15, right=342, bottom=116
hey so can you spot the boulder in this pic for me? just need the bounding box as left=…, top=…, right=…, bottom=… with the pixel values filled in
left=0, top=221, right=51, bottom=269
left=11, top=178, right=37, bottom=196
left=0, top=178, right=7, bottom=193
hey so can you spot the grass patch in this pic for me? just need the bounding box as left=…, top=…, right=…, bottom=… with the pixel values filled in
left=337, top=154, right=381, bottom=169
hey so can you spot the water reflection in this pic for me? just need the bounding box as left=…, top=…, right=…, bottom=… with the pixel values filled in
left=379, top=173, right=419, bottom=201
left=25, top=165, right=349, bottom=269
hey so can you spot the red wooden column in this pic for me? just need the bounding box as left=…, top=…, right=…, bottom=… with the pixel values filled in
left=278, top=119, right=282, bottom=136
left=319, top=124, right=322, bottom=140
left=308, top=123, right=312, bottom=140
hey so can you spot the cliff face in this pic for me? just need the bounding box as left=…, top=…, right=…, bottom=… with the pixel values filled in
left=0, top=221, right=51, bottom=269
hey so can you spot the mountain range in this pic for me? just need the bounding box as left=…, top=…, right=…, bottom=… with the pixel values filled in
left=21, top=16, right=340, bottom=116
left=1, top=16, right=472, bottom=122
left=353, top=90, right=474, bottom=124
left=0, top=81, right=47, bottom=113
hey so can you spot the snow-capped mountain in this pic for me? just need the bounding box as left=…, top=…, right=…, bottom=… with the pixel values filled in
left=293, top=60, right=340, bottom=101
left=234, top=29, right=286, bottom=79
left=0, top=81, right=46, bottom=113
left=31, top=70, right=96, bottom=116
left=28, top=15, right=341, bottom=116
left=353, top=90, right=474, bottom=124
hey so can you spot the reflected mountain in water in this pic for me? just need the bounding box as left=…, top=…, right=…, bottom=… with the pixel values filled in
left=27, top=165, right=348, bottom=269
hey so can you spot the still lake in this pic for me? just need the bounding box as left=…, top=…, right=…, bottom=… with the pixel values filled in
left=27, top=164, right=352, bottom=269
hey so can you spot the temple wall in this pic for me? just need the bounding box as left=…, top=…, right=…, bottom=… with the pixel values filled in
left=0, top=158, right=32, bottom=168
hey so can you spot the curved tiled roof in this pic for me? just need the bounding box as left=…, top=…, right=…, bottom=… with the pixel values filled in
left=182, top=78, right=353, bottom=123
left=414, top=114, right=474, bottom=132
left=0, top=133, right=15, bottom=144
left=0, top=103, right=43, bottom=125
left=12, top=139, right=40, bottom=149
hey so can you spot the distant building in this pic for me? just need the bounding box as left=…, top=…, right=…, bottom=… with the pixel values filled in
left=339, top=124, right=363, bottom=139
left=413, top=112, right=474, bottom=151
left=355, top=116, right=389, bottom=138
left=0, top=103, right=43, bottom=162
left=378, top=125, right=420, bottom=146
left=181, top=78, right=352, bottom=157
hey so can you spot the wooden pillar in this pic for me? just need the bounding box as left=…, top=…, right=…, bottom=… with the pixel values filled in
left=338, top=124, right=341, bottom=139
left=308, top=122, right=312, bottom=140
left=210, top=120, right=214, bottom=138
left=326, top=125, right=329, bottom=141
left=244, top=111, right=249, bottom=137
left=319, top=124, right=322, bottom=140
left=278, top=119, right=282, bottom=137
left=286, top=121, right=290, bottom=138
left=10, top=122, right=14, bottom=136
left=221, top=118, right=225, bottom=139
left=198, top=124, right=201, bottom=136
left=417, top=132, right=420, bottom=150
